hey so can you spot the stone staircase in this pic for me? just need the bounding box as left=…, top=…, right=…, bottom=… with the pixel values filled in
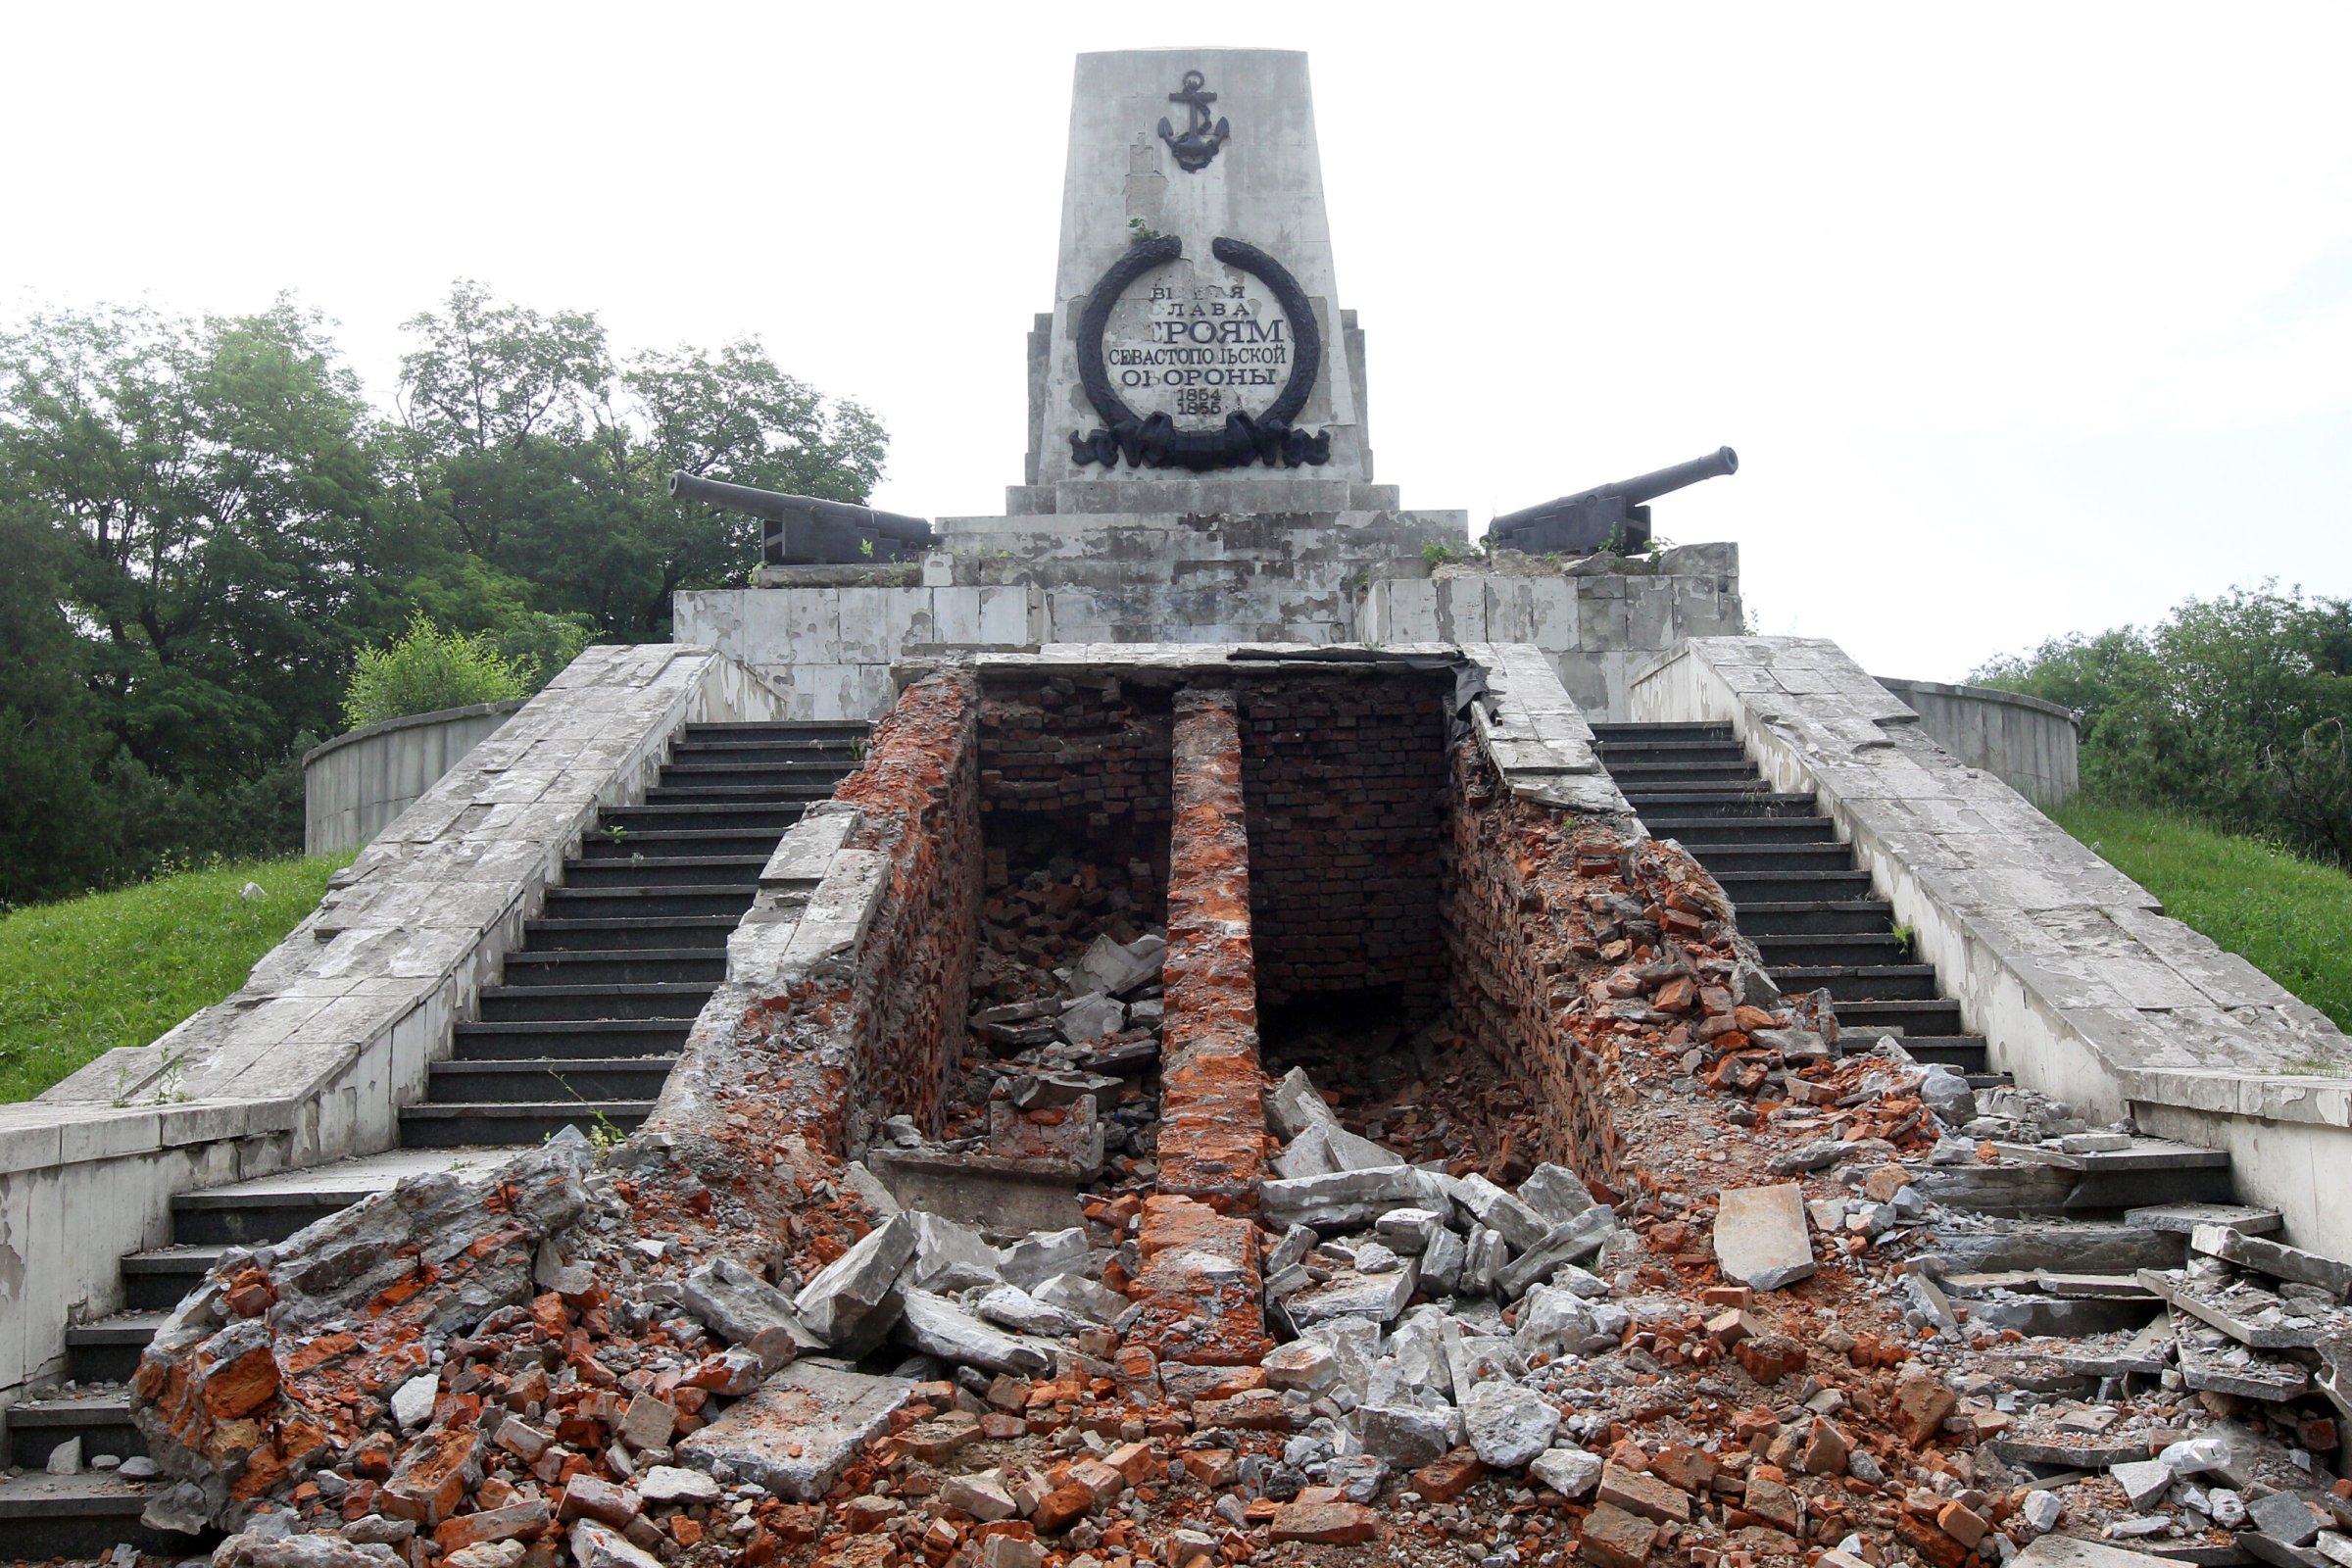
left=1592, top=721, right=2001, bottom=1084
left=0, top=720, right=863, bottom=1556
left=402, top=720, right=864, bottom=1148
left=1591, top=721, right=2244, bottom=1231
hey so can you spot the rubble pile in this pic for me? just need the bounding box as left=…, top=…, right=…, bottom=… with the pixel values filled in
left=117, top=714, right=2352, bottom=1568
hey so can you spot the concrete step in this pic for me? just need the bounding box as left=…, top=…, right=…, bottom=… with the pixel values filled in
left=558, top=856, right=766, bottom=889
left=1650, top=815, right=1838, bottom=845
left=643, top=782, right=841, bottom=805
left=672, top=739, right=862, bottom=763
left=656, top=762, right=857, bottom=791
left=577, top=828, right=786, bottom=861
left=1682, top=846, right=1860, bottom=876
left=537, top=885, right=759, bottom=920
left=1825, top=997, right=1966, bottom=1033
left=170, top=1146, right=531, bottom=1242
left=684, top=720, right=869, bottom=739
left=1771, top=962, right=1943, bottom=1001
left=1589, top=722, right=1735, bottom=742
left=475, top=982, right=717, bottom=1023
left=452, top=1019, right=691, bottom=1060
left=600, top=803, right=808, bottom=834
left=1619, top=790, right=1819, bottom=816
left=1891, top=1035, right=1990, bottom=1071
left=522, top=915, right=737, bottom=951
left=1734, top=900, right=1898, bottom=936
left=1751, top=932, right=1909, bottom=966
left=1601, top=763, right=1764, bottom=788
left=63, top=1314, right=168, bottom=1385
left=1592, top=741, right=1749, bottom=764
left=427, top=1057, right=679, bottom=1103
left=119, top=1246, right=224, bottom=1311
left=1712, top=870, right=1878, bottom=904
left=8, top=1392, right=139, bottom=1467
left=0, top=1469, right=192, bottom=1558
left=399, top=1102, right=655, bottom=1148
left=1999, top=1138, right=2237, bottom=1209
left=500, top=949, right=727, bottom=987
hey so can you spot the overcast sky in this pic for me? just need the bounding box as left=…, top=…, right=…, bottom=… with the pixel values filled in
left=8, top=2, right=2348, bottom=680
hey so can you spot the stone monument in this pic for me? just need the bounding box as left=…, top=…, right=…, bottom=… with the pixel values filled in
left=673, top=48, right=1744, bottom=718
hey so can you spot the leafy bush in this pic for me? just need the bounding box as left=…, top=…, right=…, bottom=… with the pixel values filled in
left=1977, top=584, right=2352, bottom=865
left=342, top=616, right=541, bottom=729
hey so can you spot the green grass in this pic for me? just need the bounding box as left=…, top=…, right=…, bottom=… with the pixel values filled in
left=2053, top=801, right=2352, bottom=1034
left=0, top=853, right=352, bottom=1102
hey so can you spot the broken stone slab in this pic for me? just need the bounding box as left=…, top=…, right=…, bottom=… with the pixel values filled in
left=999, top=1226, right=1090, bottom=1292
left=1495, top=1206, right=1618, bottom=1300
left=865, top=1148, right=1087, bottom=1238
left=1420, top=1225, right=1467, bottom=1293
left=1375, top=1207, right=1445, bottom=1254
left=1272, top=1125, right=1341, bottom=1180
left=1031, top=1272, right=1125, bottom=1325
left=1072, top=932, right=1166, bottom=998
left=1519, top=1163, right=1597, bottom=1225
left=904, top=1211, right=1005, bottom=1292
left=2130, top=1202, right=2284, bottom=1237
left=1514, top=1285, right=1603, bottom=1360
left=1356, top=1403, right=1458, bottom=1467
left=897, top=1289, right=1057, bottom=1375
left=637, top=1465, right=720, bottom=1506
left=1056, top=992, right=1127, bottom=1044
left=569, top=1523, right=662, bottom=1568
left=1010, top=1070, right=1122, bottom=1111
left=972, top=1284, right=1087, bottom=1339
left=1462, top=1379, right=1561, bottom=1468
left=1259, top=1165, right=1424, bottom=1233
left=2036, top=1271, right=2161, bottom=1299
left=2113, top=1458, right=2176, bottom=1509
left=1530, top=1445, right=1604, bottom=1499
left=1454, top=1173, right=1553, bottom=1252
left=2178, top=1327, right=2313, bottom=1402
left=2193, top=1226, right=2352, bottom=1300
left=1932, top=1220, right=2188, bottom=1276
left=390, top=1372, right=438, bottom=1435
left=1265, top=1223, right=1318, bottom=1279
left=1991, top=1430, right=2162, bottom=1470
left=793, top=1212, right=915, bottom=1353
left=1265, top=1067, right=1342, bottom=1140
left=2139, top=1269, right=2337, bottom=1350
left=987, top=1095, right=1104, bottom=1178
left=2250, top=1493, right=2330, bottom=1549
left=1287, top=1264, right=1418, bottom=1328
left=1461, top=1227, right=1508, bottom=1296
left=678, top=1255, right=820, bottom=1350
left=677, top=1361, right=914, bottom=1501
left=2013, top=1540, right=2200, bottom=1568
left=1714, top=1184, right=1816, bottom=1291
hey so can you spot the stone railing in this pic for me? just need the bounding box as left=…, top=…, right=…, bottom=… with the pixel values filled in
left=0, top=645, right=787, bottom=1412
left=1872, top=675, right=2079, bottom=807
left=302, top=700, right=525, bottom=855
left=1632, top=636, right=2352, bottom=1254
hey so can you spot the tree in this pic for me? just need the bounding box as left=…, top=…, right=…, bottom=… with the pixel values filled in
left=393, top=280, right=888, bottom=639
left=1977, top=584, right=2352, bottom=863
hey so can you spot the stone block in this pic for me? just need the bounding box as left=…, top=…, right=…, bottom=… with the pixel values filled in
left=1454, top=1173, right=1552, bottom=1252
left=680, top=1257, right=819, bottom=1348
left=1519, top=1163, right=1597, bottom=1225
left=897, top=1289, right=1057, bottom=1375
left=1496, top=1206, right=1618, bottom=1298
left=676, top=1362, right=914, bottom=1502
left=1266, top=1067, right=1341, bottom=1140
left=999, top=1226, right=1091, bottom=1292
left=1712, top=1184, right=1816, bottom=1291
left=1358, top=1403, right=1457, bottom=1467
left=1259, top=1165, right=1423, bottom=1232
left=793, top=1213, right=915, bottom=1352
left=1461, top=1380, right=1560, bottom=1468
left=1532, top=1445, right=1604, bottom=1498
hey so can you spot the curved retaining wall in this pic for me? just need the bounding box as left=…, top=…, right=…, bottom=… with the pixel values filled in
left=1872, top=675, right=2079, bottom=807
left=303, top=701, right=525, bottom=854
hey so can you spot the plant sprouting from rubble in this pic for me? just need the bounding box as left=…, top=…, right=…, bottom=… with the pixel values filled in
left=1423, top=540, right=1460, bottom=565
left=848, top=738, right=868, bottom=762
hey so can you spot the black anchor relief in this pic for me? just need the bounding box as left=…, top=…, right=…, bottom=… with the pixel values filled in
left=1068, top=235, right=1331, bottom=473
left=1157, top=70, right=1230, bottom=172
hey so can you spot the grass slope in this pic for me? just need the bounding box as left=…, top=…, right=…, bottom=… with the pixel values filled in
left=0, top=853, right=351, bottom=1103
left=2053, top=802, right=2352, bottom=1034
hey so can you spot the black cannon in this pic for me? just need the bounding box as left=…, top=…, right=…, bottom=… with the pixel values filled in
left=667, top=471, right=937, bottom=567
left=1488, top=447, right=1739, bottom=557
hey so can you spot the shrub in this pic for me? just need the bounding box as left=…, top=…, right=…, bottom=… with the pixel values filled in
left=342, top=616, right=536, bottom=729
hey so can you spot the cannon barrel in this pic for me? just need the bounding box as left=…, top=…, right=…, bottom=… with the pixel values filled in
left=667, top=471, right=935, bottom=548
left=1603, top=446, right=1738, bottom=508
left=1491, top=447, right=1738, bottom=533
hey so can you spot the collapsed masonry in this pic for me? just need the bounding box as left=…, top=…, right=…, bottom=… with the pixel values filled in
left=125, top=659, right=2352, bottom=1568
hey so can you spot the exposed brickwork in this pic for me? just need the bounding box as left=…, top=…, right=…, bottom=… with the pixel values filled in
left=1155, top=688, right=1270, bottom=1213
left=1236, top=672, right=1452, bottom=1013
left=978, top=674, right=1171, bottom=909
left=831, top=670, right=985, bottom=1141
left=1445, top=740, right=1739, bottom=1194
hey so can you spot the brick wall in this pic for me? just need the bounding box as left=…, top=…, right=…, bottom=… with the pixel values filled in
left=978, top=674, right=1171, bottom=918
left=1235, top=672, right=1453, bottom=1013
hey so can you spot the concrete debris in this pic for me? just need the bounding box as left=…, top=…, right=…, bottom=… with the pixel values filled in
left=1713, top=1181, right=1818, bottom=1290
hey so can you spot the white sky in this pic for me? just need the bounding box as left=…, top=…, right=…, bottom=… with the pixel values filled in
left=7, top=1, right=2348, bottom=680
